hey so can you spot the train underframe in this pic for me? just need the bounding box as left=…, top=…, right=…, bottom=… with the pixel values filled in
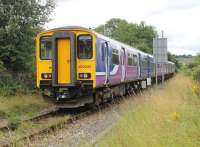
left=41, top=73, right=174, bottom=108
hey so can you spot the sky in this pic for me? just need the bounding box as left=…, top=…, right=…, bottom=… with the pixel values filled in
left=46, top=0, right=200, bottom=55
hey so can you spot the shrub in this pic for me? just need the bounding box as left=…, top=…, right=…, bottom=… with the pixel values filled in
left=0, top=73, right=35, bottom=96
left=192, top=65, right=200, bottom=82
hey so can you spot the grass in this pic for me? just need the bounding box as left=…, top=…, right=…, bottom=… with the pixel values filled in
left=0, top=115, right=70, bottom=146
left=0, top=94, right=70, bottom=145
left=0, top=95, right=53, bottom=129
left=92, top=74, right=200, bottom=147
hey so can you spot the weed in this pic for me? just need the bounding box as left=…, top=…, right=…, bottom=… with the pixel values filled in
left=8, top=117, right=21, bottom=130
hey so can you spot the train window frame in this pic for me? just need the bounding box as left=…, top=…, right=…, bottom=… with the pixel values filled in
left=40, top=36, right=52, bottom=60
left=77, top=34, right=93, bottom=59
left=112, top=48, right=119, bottom=65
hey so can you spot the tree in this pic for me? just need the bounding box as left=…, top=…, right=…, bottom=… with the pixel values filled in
left=0, top=0, right=55, bottom=73
left=134, top=21, right=157, bottom=53
left=95, top=18, right=157, bottom=54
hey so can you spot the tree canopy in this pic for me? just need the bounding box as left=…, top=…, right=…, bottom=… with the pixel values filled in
left=95, top=18, right=157, bottom=54
left=95, top=18, right=181, bottom=68
left=0, top=0, right=55, bottom=73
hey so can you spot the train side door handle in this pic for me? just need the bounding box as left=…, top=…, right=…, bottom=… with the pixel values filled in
left=67, top=60, right=70, bottom=64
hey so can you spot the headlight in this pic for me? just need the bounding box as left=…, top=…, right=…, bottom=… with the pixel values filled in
left=79, top=73, right=91, bottom=79
left=41, top=73, right=52, bottom=79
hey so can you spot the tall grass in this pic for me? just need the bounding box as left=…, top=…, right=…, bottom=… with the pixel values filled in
left=0, top=73, right=35, bottom=96
left=0, top=95, right=52, bottom=130
left=93, top=75, right=200, bottom=147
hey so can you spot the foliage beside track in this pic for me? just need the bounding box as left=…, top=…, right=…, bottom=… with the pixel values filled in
left=0, top=95, right=52, bottom=130
left=93, top=75, right=200, bottom=147
left=0, top=73, right=35, bottom=96
left=0, top=0, right=55, bottom=95
left=182, top=54, right=200, bottom=81
left=190, top=54, right=200, bottom=81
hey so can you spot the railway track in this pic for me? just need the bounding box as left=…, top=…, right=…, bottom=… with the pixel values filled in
left=0, top=96, right=127, bottom=147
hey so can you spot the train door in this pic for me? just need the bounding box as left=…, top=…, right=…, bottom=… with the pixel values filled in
left=57, top=39, right=71, bottom=84
left=147, top=56, right=152, bottom=86
left=147, top=56, right=150, bottom=78
left=121, top=48, right=126, bottom=82
left=138, top=53, right=141, bottom=78
left=105, top=42, right=110, bottom=84
left=52, top=32, right=76, bottom=86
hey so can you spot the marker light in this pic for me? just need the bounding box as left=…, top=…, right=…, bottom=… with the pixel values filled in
left=41, top=73, right=52, bottom=79
left=79, top=73, right=91, bottom=79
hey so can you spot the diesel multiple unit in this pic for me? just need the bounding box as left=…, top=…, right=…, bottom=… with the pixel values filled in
left=36, top=26, right=175, bottom=108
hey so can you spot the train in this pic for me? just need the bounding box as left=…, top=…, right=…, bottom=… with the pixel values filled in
left=36, top=26, right=175, bottom=108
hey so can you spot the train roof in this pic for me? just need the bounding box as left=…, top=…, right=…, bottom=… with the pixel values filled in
left=38, top=26, right=94, bottom=35
left=41, top=26, right=152, bottom=56
left=94, top=31, right=152, bottom=56
left=41, top=26, right=175, bottom=64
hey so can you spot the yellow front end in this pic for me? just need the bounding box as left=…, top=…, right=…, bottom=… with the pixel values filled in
left=36, top=28, right=96, bottom=98
left=36, top=31, right=53, bottom=88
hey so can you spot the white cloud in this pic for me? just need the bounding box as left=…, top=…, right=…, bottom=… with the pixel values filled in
left=46, top=0, right=200, bottom=55
left=146, top=5, right=200, bottom=55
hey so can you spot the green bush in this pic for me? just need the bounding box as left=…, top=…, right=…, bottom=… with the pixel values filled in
left=192, top=65, right=200, bottom=82
left=182, top=54, right=200, bottom=82
left=0, top=73, right=35, bottom=96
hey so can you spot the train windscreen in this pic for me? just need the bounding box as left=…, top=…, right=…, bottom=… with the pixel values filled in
left=77, top=35, right=92, bottom=59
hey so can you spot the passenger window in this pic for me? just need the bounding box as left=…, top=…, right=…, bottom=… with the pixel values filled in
left=40, top=37, right=52, bottom=60
left=112, top=49, right=119, bottom=65
left=133, top=55, right=138, bottom=66
left=128, top=53, right=137, bottom=66
left=128, top=53, right=133, bottom=66
left=77, top=35, right=92, bottom=59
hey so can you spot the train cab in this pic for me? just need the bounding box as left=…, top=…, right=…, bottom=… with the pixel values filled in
left=36, top=27, right=96, bottom=104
